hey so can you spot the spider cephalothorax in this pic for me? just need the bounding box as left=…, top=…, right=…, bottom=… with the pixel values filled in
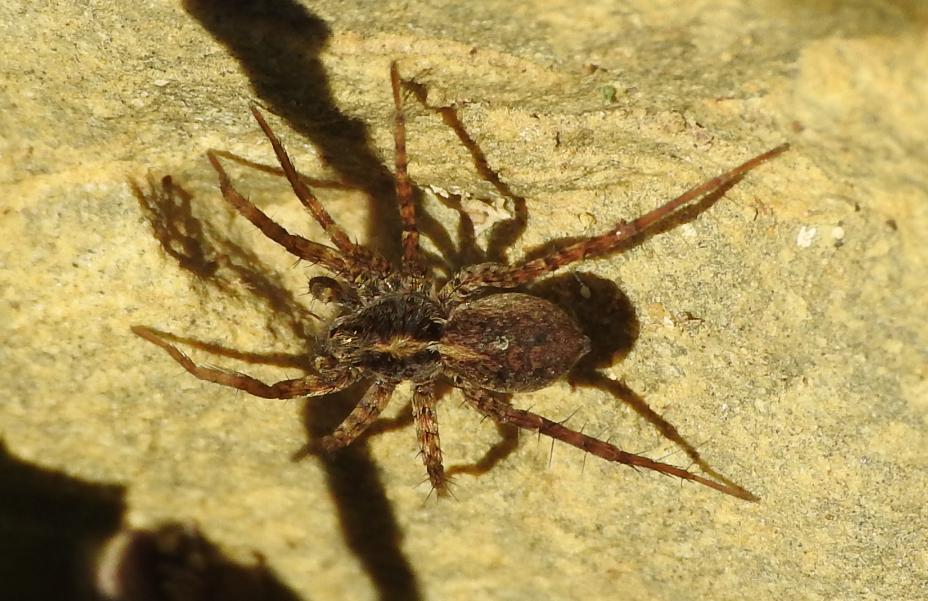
left=135, top=62, right=787, bottom=501
left=327, top=291, right=444, bottom=381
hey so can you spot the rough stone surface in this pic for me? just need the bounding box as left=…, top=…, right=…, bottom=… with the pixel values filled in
left=2, top=1, right=926, bottom=600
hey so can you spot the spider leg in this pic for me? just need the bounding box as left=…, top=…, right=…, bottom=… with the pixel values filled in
left=208, top=149, right=357, bottom=191
left=318, top=382, right=395, bottom=450
left=247, top=106, right=368, bottom=260
left=462, top=387, right=758, bottom=501
left=390, top=62, right=426, bottom=275
left=248, top=106, right=393, bottom=277
left=441, top=144, right=789, bottom=300
left=132, top=326, right=357, bottom=399
left=403, top=74, right=527, bottom=265
left=205, top=151, right=346, bottom=273
left=411, top=382, right=448, bottom=496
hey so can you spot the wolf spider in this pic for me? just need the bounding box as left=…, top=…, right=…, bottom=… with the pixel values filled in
left=134, top=62, right=787, bottom=501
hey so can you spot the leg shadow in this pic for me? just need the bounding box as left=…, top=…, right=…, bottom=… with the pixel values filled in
left=294, top=385, right=423, bottom=601
left=567, top=371, right=751, bottom=495
left=132, top=175, right=321, bottom=342
left=445, top=421, right=521, bottom=481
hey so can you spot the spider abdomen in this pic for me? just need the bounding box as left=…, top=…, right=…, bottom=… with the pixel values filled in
left=440, top=293, right=590, bottom=392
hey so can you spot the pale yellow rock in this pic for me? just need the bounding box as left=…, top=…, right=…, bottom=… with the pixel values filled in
left=2, top=1, right=926, bottom=600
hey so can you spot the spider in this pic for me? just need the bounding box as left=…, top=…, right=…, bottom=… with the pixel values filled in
left=134, top=61, right=787, bottom=501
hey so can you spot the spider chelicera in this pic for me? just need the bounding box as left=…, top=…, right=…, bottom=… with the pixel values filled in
left=134, top=62, right=787, bottom=501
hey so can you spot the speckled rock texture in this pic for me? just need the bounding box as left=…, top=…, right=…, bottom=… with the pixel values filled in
left=2, top=1, right=926, bottom=600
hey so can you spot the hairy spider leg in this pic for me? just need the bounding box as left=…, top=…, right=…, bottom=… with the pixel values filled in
left=402, top=73, right=528, bottom=265
left=318, top=382, right=396, bottom=450
left=204, top=151, right=346, bottom=273
left=208, top=148, right=356, bottom=192
left=443, top=143, right=789, bottom=298
left=247, top=106, right=390, bottom=275
left=132, top=326, right=358, bottom=399
left=463, top=387, right=757, bottom=501
left=410, top=382, right=448, bottom=495
left=390, top=62, right=426, bottom=275
left=248, top=106, right=356, bottom=254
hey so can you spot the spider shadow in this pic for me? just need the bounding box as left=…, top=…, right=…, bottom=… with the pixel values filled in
left=133, top=176, right=423, bottom=601
left=132, top=174, right=321, bottom=343
left=522, top=176, right=757, bottom=494
left=179, top=0, right=528, bottom=276
left=291, top=387, right=421, bottom=601
left=1, top=438, right=302, bottom=600
left=531, top=271, right=752, bottom=494
left=101, top=521, right=304, bottom=601
left=183, top=0, right=402, bottom=264
left=0, top=441, right=124, bottom=600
